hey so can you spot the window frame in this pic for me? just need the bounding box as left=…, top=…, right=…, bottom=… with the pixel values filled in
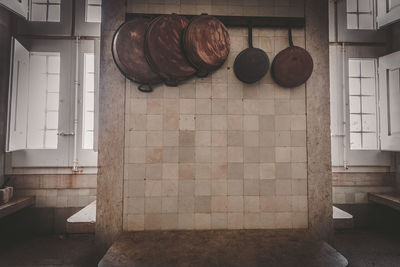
left=7, top=38, right=99, bottom=168
left=329, top=44, right=392, bottom=167
left=336, top=0, right=387, bottom=43
left=74, top=0, right=101, bottom=37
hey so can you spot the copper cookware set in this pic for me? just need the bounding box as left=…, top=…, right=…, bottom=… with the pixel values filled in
left=112, top=14, right=313, bottom=92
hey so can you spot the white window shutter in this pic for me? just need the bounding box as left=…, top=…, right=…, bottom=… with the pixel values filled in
left=7, top=39, right=30, bottom=152
left=0, top=0, right=29, bottom=19
left=379, top=51, right=400, bottom=151
left=377, top=0, right=400, bottom=28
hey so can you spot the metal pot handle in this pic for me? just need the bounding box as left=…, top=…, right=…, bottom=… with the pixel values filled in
left=288, top=27, right=294, bottom=47
left=138, top=84, right=153, bottom=93
left=248, top=20, right=253, bottom=48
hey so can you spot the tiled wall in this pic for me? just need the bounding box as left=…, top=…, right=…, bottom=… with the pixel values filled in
left=8, top=174, right=97, bottom=208
left=123, top=0, right=308, bottom=231
left=333, top=172, right=395, bottom=204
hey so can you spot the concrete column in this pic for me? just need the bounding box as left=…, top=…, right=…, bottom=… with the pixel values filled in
left=305, top=0, right=333, bottom=240
left=95, top=0, right=127, bottom=251
left=0, top=7, right=11, bottom=188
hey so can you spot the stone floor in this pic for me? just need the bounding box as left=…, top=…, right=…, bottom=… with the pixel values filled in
left=0, top=228, right=399, bottom=266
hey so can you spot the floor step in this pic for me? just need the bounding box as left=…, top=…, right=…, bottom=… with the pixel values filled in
left=368, top=192, right=400, bottom=211
left=333, top=206, right=354, bottom=229
left=66, top=201, right=96, bottom=234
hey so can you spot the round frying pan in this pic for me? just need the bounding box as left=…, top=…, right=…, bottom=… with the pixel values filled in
left=145, top=14, right=196, bottom=86
left=234, top=22, right=270, bottom=84
left=112, top=18, right=162, bottom=92
left=271, top=28, right=313, bottom=88
left=183, top=14, right=230, bottom=77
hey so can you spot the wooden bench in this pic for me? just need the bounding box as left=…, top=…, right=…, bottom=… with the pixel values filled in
left=0, top=197, right=35, bottom=219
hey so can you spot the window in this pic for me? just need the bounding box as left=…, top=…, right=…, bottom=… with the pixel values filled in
left=7, top=38, right=98, bottom=167
left=82, top=53, right=95, bottom=150
left=348, top=58, right=378, bottom=150
left=346, top=0, right=375, bottom=29
left=377, top=0, right=400, bottom=27
left=379, top=51, right=400, bottom=151
left=85, top=0, right=101, bottom=23
left=27, top=53, right=60, bottom=149
left=30, top=0, right=61, bottom=22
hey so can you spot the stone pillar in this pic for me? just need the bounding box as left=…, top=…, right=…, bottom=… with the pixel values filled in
left=0, top=7, right=11, bottom=188
left=305, top=0, right=333, bottom=240
left=95, top=0, right=127, bottom=251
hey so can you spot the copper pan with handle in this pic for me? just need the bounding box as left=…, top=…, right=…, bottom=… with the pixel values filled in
left=112, top=18, right=162, bottom=92
left=271, top=28, right=313, bottom=88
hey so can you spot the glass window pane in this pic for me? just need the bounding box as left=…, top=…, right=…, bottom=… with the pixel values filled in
left=87, top=5, right=101, bottom=23
left=362, top=114, right=377, bottom=132
left=361, top=78, right=375, bottom=95
left=46, top=93, right=59, bottom=111
left=45, top=130, right=58, bottom=149
left=47, top=56, right=60, bottom=73
left=88, top=0, right=101, bottom=4
left=83, top=131, right=94, bottom=150
left=85, top=92, right=94, bottom=111
left=47, top=75, right=60, bottom=92
left=47, top=4, right=60, bottom=22
left=31, top=3, right=46, bottom=21
left=359, top=14, right=374, bottom=29
left=349, top=59, right=360, bottom=77
left=350, top=114, right=362, bottom=131
left=347, top=14, right=358, bottom=29
left=350, top=133, right=362, bottom=149
left=347, top=0, right=357, bottom=12
left=358, top=0, right=372, bottom=12
left=361, top=96, right=376, bottom=114
left=363, top=133, right=377, bottom=149
left=85, top=112, right=94, bottom=131
left=349, top=96, right=361, bottom=113
left=361, top=59, right=375, bottom=77
left=349, top=78, right=361, bottom=95
left=46, top=111, right=59, bottom=129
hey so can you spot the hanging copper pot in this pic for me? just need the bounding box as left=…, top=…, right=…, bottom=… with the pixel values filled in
left=271, top=28, right=313, bottom=88
left=145, top=14, right=196, bottom=86
left=183, top=14, right=230, bottom=77
left=112, top=18, right=162, bottom=92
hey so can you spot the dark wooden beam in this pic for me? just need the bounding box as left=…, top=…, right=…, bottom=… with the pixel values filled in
left=126, top=13, right=305, bottom=28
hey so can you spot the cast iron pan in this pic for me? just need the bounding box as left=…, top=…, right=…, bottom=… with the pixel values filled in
left=112, top=18, right=162, bottom=92
left=234, top=22, right=270, bottom=84
left=271, top=28, right=313, bottom=88
left=145, top=14, right=196, bottom=86
left=183, top=14, right=230, bottom=77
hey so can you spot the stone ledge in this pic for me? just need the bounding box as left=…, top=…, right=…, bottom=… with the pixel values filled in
left=0, top=196, right=35, bottom=219
left=368, top=192, right=400, bottom=211
left=66, top=201, right=96, bottom=233
left=99, top=230, right=348, bottom=267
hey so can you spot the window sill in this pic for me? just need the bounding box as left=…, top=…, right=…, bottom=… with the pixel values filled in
left=5, top=167, right=98, bottom=175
